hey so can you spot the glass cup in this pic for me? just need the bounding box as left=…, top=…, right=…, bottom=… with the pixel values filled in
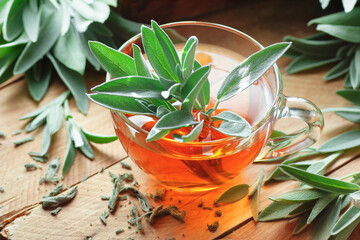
left=109, top=21, right=324, bottom=191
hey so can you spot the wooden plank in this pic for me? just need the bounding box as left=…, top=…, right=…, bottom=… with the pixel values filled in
left=227, top=158, right=360, bottom=240
left=0, top=72, right=127, bottom=226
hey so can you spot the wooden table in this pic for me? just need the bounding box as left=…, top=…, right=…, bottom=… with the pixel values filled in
left=1, top=1, right=360, bottom=239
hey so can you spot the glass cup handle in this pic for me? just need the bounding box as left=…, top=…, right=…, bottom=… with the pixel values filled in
left=262, top=96, right=324, bottom=159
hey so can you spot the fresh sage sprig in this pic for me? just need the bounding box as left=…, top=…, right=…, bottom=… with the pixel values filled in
left=88, top=20, right=291, bottom=142
left=319, top=0, right=359, bottom=12
left=0, top=0, right=142, bottom=113
left=284, top=7, right=360, bottom=89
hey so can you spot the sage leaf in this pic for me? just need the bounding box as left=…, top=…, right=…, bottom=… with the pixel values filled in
left=286, top=55, right=340, bottom=74
left=182, top=37, right=198, bottom=80
left=217, top=42, right=291, bottom=102
left=25, top=110, right=48, bottom=132
left=46, top=183, right=63, bottom=197
left=279, top=165, right=360, bottom=194
left=181, top=65, right=211, bottom=112
left=212, top=111, right=251, bottom=137
left=80, top=128, right=117, bottom=144
left=108, top=177, right=121, bottom=213
left=283, top=36, right=345, bottom=58
left=293, top=212, right=310, bottom=235
left=350, top=46, right=360, bottom=89
left=251, top=187, right=260, bottom=221
left=54, top=25, right=86, bottom=74
left=342, top=0, right=357, bottom=12
left=215, top=184, right=249, bottom=203
left=308, top=8, right=360, bottom=26
left=161, top=83, right=181, bottom=100
left=46, top=104, right=63, bottom=135
left=146, top=128, right=170, bottom=142
left=91, top=76, right=164, bottom=99
left=14, top=8, right=61, bottom=74
left=22, top=1, right=39, bottom=42
left=88, top=41, right=136, bottom=78
left=194, top=60, right=210, bottom=108
left=151, top=20, right=181, bottom=75
left=173, top=120, right=204, bottom=143
left=270, top=189, right=326, bottom=203
left=318, top=129, right=360, bottom=153
left=45, top=158, right=60, bottom=182
left=3, top=0, right=25, bottom=42
left=305, top=151, right=343, bottom=175
left=323, top=58, right=350, bottom=81
left=69, top=0, right=109, bottom=23
left=258, top=202, right=301, bottom=221
left=288, top=201, right=315, bottom=216
left=25, top=60, right=52, bottom=102
left=13, top=136, right=34, bottom=146
left=312, top=196, right=343, bottom=240
left=351, top=191, right=360, bottom=208
left=70, top=123, right=84, bottom=148
left=41, top=125, right=51, bottom=155
left=132, top=44, right=152, bottom=78
left=47, top=54, right=88, bottom=114
left=316, top=24, right=360, bottom=43
left=337, top=89, right=360, bottom=105
left=88, top=93, right=156, bottom=115
left=333, top=215, right=360, bottom=240
left=62, top=134, right=77, bottom=177
left=249, top=168, right=264, bottom=196
left=141, top=26, right=178, bottom=81
left=79, top=130, right=94, bottom=160
left=78, top=31, right=100, bottom=71
left=331, top=205, right=360, bottom=236
left=41, top=186, right=77, bottom=209
left=154, top=110, right=198, bottom=130
left=307, top=194, right=337, bottom=224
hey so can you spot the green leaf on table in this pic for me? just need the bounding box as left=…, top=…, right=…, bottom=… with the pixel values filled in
left=332, top=206, right=360, bottom=235
left=312, top=196, right=343, bottom=240
left=212, top=111, right=251, bottom=138
left=279, top=165, right=360, bottom=194
left=258, top=202, right=301, bottom=221
left=132, top=44, right=152, bottom=78
left=307, top=194, right=337, bottom=224
left=349, top=46, right=360, bottom=89
left=92, top=76, right=164, bottom=99
left=44, top=157, right=60, bottom=182
left=2, top=0, right=25, bottom=42
left=25, top=110, right=48, bottom=132
left=54, top=25, right=86, bottom=74
left=62, top=123, right=77, bottom=177
left=316, top=24, right=360, bottom=43
left=333, top=215, right=360, bottom=240
left=88, top=41, right=136, bottom=78
left=22, top=1, right=40, bottom=42
left=182, top=36, right=198, bottom=81
left=25, top=60, right=52, bottom=102
left=81, top=128, right=117, bottom=144
left=88, top=93, right=155, bottom=115
left=40, top=124, right=51, bottom=155
left=249, top=168, right=265, bottom=196
left=215, top=184, right=249, bottom=203
left=141, top=25, right=178, bottom=81
left=318, top=129, right=360, bottom=153
left=305, top=151, right=343, bottom=175
left=78, top=130, right=94, bottom=160
left=337, top=89, right=360, bottom=105
left=286, top=55, right=340, bottom=74
left=14, top=7, right=61, bottom=74
left=283, top=36, right=345, bottom=58
left=293, top=212, right=310, bottom=235
left=217, top=42, right=291, bottom=102
left=270, top=189, right=327, bottom=203
left=308, top=7, right=360, bottom=26
left=173, top=120, right=204, bottom=143
left=46, top=104, right=63, bottom=135
left=69, top=123, right=84, bottom=148
left=181, top=65, right=211, bottom=112
left=251, top=188, right=260, bottom=222
left=324, top=57, right=350, bottom=81
left=151, top=20, right=180, bottom=75
left=47, top=54, right=88, bottom=114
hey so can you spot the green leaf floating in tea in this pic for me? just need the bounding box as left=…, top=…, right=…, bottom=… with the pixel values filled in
left=88, top=20, right=291, bottom=143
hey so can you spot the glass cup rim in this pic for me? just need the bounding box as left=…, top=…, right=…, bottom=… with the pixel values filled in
left=109, top=21, right=283, bottom=145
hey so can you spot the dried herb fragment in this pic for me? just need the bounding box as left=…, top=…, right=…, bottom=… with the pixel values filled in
left=44, top=158, right=60, bottom=183
left=118, top=195, right=128, bottom=201
left=98, top=166, right=104, bottom=173
left=115, top=229, right=124, bottom=234
left=128, top=201, right=143, bottom=230
left=81, top=174, right=90, bottom=182
left=120, top=173, right=134, bottom=182
left=207, top=221, right=219, bottom=232
left=215, top=210, right=222, bottom=217
left=203, top=206, right=212, bottom=210
left=12, top=129, right=22, bottom=135
left=126, top=237, right=135, bottom=240
left=100, top=211, right=110, bottom=225
left=108, top=177, right=122, bottom=213
left=29, top=152, right=49, bottom=163
left=24, top=163, right=41, bottom=170
left=41, top=186, right=78, bottom=209
left=50, top=207, right=62, bottom=216
left=149, top=205, right=164, bottom=224
left=168, top=237, right=175, bottom=240
left=198, top=199, right=203, bottom=208
left=14, top=136, right=34, bottom=146
left=0, top=187, right=4, bottom=193
left=120, top=161, right=132, bottom=170
left=0, top=132, right=6, bottom=138
left=120, top=186, right=152, bottom=213
left=151, top=188, right=166, bottom=201
left=46, top=183, right=64, bottom=197
left=100, top=196, right=110, bottom=200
